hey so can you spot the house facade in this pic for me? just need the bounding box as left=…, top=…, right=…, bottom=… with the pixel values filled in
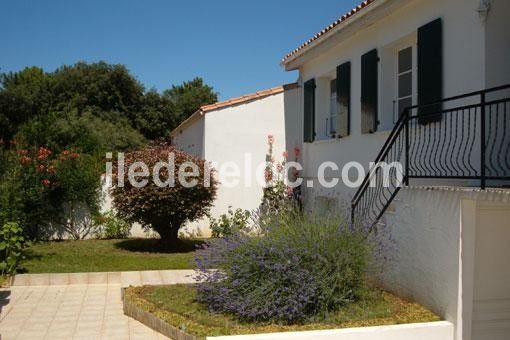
left=171, top=85, right=297, bottom=236
left=282, top=1, right=509, bottom=340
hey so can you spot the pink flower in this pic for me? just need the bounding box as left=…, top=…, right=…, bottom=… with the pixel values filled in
left=276, top=163, right=284, bottom=173
left=264, top=169, right=273, bottom=182
left=268, top=135, right=274, bottom=145
left=293, top=146, right=301, bottom=158
left=282, top=151, right=288, bottom=158
left=41, top=179, right=51, bottom=187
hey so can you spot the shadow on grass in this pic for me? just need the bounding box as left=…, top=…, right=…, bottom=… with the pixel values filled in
left=16, top=249, right=45, bottom=273
left=114, top=238, right=206, bottom=254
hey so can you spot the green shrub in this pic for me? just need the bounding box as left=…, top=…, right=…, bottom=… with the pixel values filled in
left=0, top=222, right=27, bottom=276
left=97, top=211, right=131, bottom=239
left=210, top=207, right=250, bottom=238
left=196, top=210, right=372, bottom=323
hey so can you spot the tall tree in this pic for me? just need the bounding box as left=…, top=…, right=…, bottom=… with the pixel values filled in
left=163, top=77, right=218, bottom=123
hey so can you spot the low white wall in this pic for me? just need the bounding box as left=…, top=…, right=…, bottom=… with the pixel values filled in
left=381, top=187, right=510, bottom=340
left=208, top=321, right=454, bottom=340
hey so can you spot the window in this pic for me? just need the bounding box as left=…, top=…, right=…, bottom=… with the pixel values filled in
left=396, top=46, right=413, bottom=119
left=328, top=79, right=337, bottom=138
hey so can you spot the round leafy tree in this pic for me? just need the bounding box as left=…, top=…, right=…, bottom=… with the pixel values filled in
left=111, top=144, right=217, bottom=246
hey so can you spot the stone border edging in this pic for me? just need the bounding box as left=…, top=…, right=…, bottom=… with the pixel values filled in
left=121, top=287, right=199, bottom=340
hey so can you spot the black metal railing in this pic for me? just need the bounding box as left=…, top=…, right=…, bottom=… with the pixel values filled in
left=352, top=84, right=510, bottom=228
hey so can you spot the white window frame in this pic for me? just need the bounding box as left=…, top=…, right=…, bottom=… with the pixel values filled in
left=394, top=38, right=417, bottom=123
left=328, top=78, right=337, bottom=139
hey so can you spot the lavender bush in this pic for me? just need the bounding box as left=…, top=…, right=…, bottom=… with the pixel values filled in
left=195, top=209, right=373, bottom=323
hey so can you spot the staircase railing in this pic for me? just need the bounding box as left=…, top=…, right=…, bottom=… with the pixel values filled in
left=351, top=84, right=510, bottom=228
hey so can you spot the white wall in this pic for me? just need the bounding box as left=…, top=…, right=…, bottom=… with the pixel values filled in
left=203, top=92, right=286, bottom=233
left=172, top=116, right=205, bottom=158
left=485, top=0, right=510, bottom=89
left=289, top=0, right=487, bottom=206
left=382, top=187, right=510, bottom=340
left=208, top=321, right=454, bottom=340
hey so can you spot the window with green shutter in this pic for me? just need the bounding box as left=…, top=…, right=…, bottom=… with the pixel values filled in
left=418, top=18, right=443, bottom=124
left=303, top=79, right=316, bottom=143
left=336, top=62, right=351, bottom=138
left=361, top=49, right=379, bottom=133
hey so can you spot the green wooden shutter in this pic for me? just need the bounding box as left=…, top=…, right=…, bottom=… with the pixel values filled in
left=418, top=18, right=443, bottom=124
left=336, top=62, right=351, bottom=137
left=361, top=49, right=379, bottom=133
left=303, top=79, right=316, bottom=143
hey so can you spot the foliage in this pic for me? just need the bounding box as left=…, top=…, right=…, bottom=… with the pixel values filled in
left=17, top=111, right=146, bottom=155
left=196, top=210, right=372, bottom=323
left=0, top=67, right=53, bottom=141
left=111, top=144, right=218, bottom=246
left=0, top=145, right=101, bottom=240
left=163, top=77, right=218, bottom=123
left=127, top=284, right=440, bottom=338
left=96, top=211, right=131, bottom=239
left=0, top=222, right=27, bottom=276
left=0, top=63, right=218, bottom=145
left=135, top=89, right=176, bottom=140
left=210, top=207, right=250, bottom=238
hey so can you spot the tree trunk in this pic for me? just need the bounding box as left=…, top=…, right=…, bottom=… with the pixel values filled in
left=155, top=224, right=180, bottom=247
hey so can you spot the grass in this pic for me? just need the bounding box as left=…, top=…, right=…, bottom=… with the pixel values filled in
left=20, top=238, right=201, bottom=273
left=126, top=284, right=441, bottom=339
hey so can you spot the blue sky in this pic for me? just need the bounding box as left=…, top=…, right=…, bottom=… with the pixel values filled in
left=1, top=0, right=360, bottom=100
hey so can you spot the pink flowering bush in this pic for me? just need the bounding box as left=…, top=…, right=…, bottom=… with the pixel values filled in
left=0, top=143, right=100, bottom=240
left=261, top=135, right=301, bottom=212
left=111, top=143, right=218, bottom=246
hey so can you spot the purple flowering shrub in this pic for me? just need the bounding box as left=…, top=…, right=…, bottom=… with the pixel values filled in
left=195, top=210, right=372, bottom=323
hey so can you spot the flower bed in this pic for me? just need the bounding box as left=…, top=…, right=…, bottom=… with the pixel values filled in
left=123, top=284, right=441, bottom=339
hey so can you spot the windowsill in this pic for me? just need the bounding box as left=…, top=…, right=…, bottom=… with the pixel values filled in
left=306, top=129, right=393, bottom=145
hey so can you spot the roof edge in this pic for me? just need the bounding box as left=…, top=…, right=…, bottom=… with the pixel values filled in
left=171, top=84, right=296, bottom=137
left=281, top=0, right=380, bottom=68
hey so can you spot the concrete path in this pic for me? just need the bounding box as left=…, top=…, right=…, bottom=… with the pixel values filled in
left=0, top=270, right=198, bottom=340
left=10, top=270, right=197, bottom=287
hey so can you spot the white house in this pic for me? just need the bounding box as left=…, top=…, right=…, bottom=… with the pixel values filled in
left=171, top=84, right=298, bottom=236
left=281, top=1, right=509, bottom=340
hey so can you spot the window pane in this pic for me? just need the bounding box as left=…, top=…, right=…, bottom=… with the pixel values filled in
left=398, top=97, right=413, bottom=116
left=398, top=72, right=412, bottom=97
left=398, top=47, right=412, bottom=73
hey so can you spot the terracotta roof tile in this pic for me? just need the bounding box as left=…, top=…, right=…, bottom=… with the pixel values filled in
left=200, top=85, right=285, bottom=112
left=282, top=0, right=378, bottom=65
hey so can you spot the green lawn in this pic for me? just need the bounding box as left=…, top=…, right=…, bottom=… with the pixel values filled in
left=126, top=284, right=441, bottom=339
left=20, top=238, right=201, bottom=273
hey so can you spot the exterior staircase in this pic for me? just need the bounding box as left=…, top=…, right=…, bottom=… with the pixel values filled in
left=351, top=84, right=510, bottom=228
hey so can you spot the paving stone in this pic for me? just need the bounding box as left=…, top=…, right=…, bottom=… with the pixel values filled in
left=87, top=272, right=108, bottom=284
left=140, top=270, right=163, bottom=285
left=68, top=272, right=89, bottom=285
left=120, top=271, right=142, bottom=287
left=29, top=273, right=50, bottom=285
left=49, top=273, right=70, bottom=285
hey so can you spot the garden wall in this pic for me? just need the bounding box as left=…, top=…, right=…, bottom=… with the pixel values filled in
left=208, top=321, right=454, bottom=340
left=381, top=186, right=510, bottom=340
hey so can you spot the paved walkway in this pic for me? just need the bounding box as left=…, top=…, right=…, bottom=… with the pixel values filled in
left=0, top=270, right=198, bottom=340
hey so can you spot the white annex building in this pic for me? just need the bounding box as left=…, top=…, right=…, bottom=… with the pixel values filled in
left=171, top=84, right=298, bottom=236
left=281, top=1, right=510, bottom=340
